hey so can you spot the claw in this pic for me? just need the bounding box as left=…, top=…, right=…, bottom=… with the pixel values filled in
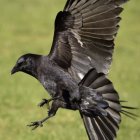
left=38, top=99, right=49, bottom=107
left=27, top=121, right=43, bottom=130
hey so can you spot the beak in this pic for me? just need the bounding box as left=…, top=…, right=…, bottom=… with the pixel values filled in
left=11, top=64, right=18, bottom=75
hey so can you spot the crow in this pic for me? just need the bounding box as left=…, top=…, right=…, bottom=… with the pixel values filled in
left=11, top=0, right=135, bottom=140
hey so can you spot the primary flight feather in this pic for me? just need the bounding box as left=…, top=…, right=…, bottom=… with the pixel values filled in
left=11, top=0, right=134, bottom=140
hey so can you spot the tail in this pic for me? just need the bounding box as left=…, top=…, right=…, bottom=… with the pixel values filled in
left=79, top=69, right=136, bottom=140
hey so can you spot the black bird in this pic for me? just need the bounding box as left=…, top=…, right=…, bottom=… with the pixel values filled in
left=11, top=0, right=135, bottom=140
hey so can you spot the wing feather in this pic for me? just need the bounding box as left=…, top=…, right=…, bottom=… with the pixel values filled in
left=79, top=69, right=121, bottom=140
left=49, top=0, right=127, bottom=82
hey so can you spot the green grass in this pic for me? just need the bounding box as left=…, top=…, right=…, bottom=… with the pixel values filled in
left=0, top=0, right=140, bottom=140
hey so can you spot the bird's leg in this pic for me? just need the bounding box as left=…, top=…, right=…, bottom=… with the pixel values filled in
left=38, top=96, right=61, bottom=107
left=28, top=100, right=59, bottom=130
left=38, top=83, right=63, bottom=108
left=27, top=110, right=56, bottom=130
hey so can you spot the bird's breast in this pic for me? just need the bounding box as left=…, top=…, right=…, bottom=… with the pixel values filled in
left=42, top=78, right=57, bottom=97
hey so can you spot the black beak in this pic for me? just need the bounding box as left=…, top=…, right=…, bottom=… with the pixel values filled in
left=11, top=65, right=18, bottom=75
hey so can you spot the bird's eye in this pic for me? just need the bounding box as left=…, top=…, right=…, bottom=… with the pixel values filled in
left=18, top=61, right=24, bottom=67
left=17, top=58, right=25, bottom=66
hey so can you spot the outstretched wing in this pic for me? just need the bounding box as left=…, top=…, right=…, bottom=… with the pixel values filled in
left=49, top=0, right=127, bottom=82
left=79, top=68, right=121, bottom=140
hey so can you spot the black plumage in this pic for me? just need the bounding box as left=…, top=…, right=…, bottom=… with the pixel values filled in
left=11, top=0, right=135, bottom=140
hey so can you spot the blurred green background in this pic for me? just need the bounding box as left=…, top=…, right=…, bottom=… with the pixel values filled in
left=0, top=0, right=140, bottom=140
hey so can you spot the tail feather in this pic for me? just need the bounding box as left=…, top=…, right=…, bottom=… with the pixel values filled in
left=106, top=108, right=121, bottom=123
left=121, top=105, right=138, bottom=119
left=121, top=110, right=138, bottom=119
left=79, top=68, right=121, bottom=140
left=121, top=111, right=136, bottom=120
left=95, top=83, right=116, bottom=93
left=81, top=114, right=107, bottom=140
left=99, top=115, right=118, bottom=135
left=95, top=117, right=116, bottom=139
left=80, top=69, right=100, bottom=86
left=89, top=74, right=111, bottom=89
left=102, top=93, right=119, bottom=102
left=79, top=68, right=136, bottom=140
left=122, top=106, right=138, bottom=109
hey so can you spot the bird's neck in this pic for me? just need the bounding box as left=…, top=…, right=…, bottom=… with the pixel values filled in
left=23, top=55, right=43, bottom=79
left=25, top=69, right=38, bottom=79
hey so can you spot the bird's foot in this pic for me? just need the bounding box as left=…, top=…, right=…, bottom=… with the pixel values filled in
left=28, top=100, right=60, bottom=130
left=27, top=112, right=55, bottom=130
left=38, top=96, right=61, bottom=107
left=27, top=121, right=43, bottom=130
left=38, top=99, right=49, bottom=107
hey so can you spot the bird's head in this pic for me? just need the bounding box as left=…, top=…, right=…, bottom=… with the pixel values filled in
left=11, top=53, right=41, bottom=77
